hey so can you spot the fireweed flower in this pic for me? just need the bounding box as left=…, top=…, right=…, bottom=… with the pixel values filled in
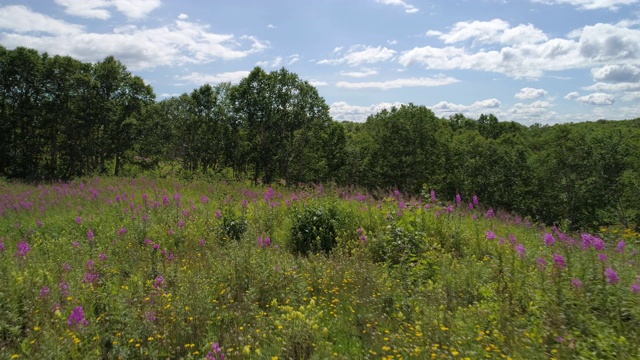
left=592, top=237, right=605, bottom=251
left=605, top=268, right=620, bottom=284
left=617, top=241, right=626, bottom=253
left=486, top=231, right=496, bottom=240
left=75, top=216, right=82, bottom=225
left=508, top=234, right=517, bottom=245
left=68, top=306, right=88, bottom=329
left=87, top=230, right=94, bottom=241
left=455, top=193, right=461, bottom=204
left=553, top=254, right=567, bottom=270
left=430, top=189, right=436, bottom=202
left=631, top=283, right=640, bottom=294
left=59, top=281, right=71, bottom=296
left=571, top=278, right=583, bottom=288
left=597, top=253, right=607, bottom=262
left=39, top=286, right=50, bottom=298
left=153, top=275, right=164, bottom=289
left=15, top=241, right=31, bottom=258
left=472, top=195, right=479, bottom=206
left=486, top=209, right=494, bottom=219
left=544, top=233, right=555, bottom=246
left=515, top=243, right=525, bottom=258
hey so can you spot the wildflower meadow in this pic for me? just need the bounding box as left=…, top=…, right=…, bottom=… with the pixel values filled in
left=1, top=177, right=639, bottom=359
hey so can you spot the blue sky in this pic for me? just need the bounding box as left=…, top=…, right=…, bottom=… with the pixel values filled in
left=1, top=0, right=640, bottom=124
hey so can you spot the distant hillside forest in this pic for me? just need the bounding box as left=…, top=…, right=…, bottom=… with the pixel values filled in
left=1, top=46, right=640, bottom=230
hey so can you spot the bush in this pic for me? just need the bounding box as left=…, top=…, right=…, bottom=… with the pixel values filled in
left=289, top=203, right=342, bottom=255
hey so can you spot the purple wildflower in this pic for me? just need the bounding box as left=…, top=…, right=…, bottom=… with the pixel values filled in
left=571, top=278, right=583, bottom=288
left=207, top=342, right=225, bottom=360
left=486, top=209, right=494, bottom=219
left=508, top=234, right=517, bottom=245
left=68, top=306, right=88, bottom=329
left=99, top=253, right=107, bottom=261
left=455, top=193, right=461, bottom=204
left=597, top=253, right=607, bottom=262
left=592, top=237, right=605, bottom=251
left=59, top=281, right=70, bottom=296
left=63, top=262, right=71, bottom=272
left=75, top=216, right=82, bottom=225
left=605, top=267, right=620, bottom=284
left=200, top=195, right=210, bottom=204
left=15, top=241, right=31, bottom=258
left=82, top=272, right=99, bottom=284
left=87, top=230, right=94, bottom=241
left=430, top=189, right=436, bottom=202
left=39, top=286, right=50, bottom=298
left=486, top=231, right=496, bottom=240
left=553, top=254, right=567, bottom=270
left=168, top=229, right=175, bottom=236
left=36, top=219, right=43, bottom=228
left=617, top=241, right=626, bottom=254
left=153, top=275, right=164, bottom=290
left=199, top=239, right=205, bottom=247
left=631, top=283, right=640, bottom=294
left=537, top=257, right=547, bottom=271
left=72, top=241, right=79, bottom=248
left=472, top=194, right=479, bottom=206
left=86, top=259, right=95, bottom=270
left=118, top=227, right=127, bottom=236
left=145, top=311, right=156, bottom=322
left=0, top=242, right=5, bottom=253
left=515, top=243, right=525, bottom=258
left=544, top=233, right=555, bottom=246
left=215, top=209, right=222, bottom=219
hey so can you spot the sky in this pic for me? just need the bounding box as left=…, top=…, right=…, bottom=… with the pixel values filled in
left=1, top=0, right=640, bottom=124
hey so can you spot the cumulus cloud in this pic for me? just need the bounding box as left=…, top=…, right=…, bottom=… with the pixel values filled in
left=576, top=92, right=616, bottom=105
left=427, top=19, right=548, bottom=46
left=335, top=76, right=459, bottom=90
left=177, top=71, right=250, bottom=85
left=565, top=91, right=581, bottom=99
left=308, top=80, right=328, bottom=87
left=375, top=0, right=419, bottom=13
left=515, top=87, right=548, bottom=99
left=0, top=5, right=84, bottom=35
left=318, top=45, right=396, bottom=66
left=401, top=19, right=640, bottom=79
left=531, top=0, right=639, bottom=10
left=178, top=13, right=188, bottom=20
left=431, top=98, right=501, bottom=115
left=55, top=0, right=161, bottom=19
left=330, top=101, right=406, bottom=122
left=591, top=64, right=640, bottom=83
left=0, top=7, right=269, bottom=70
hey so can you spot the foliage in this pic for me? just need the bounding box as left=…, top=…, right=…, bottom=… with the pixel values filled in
left=0, top=177, right=640, bottom=359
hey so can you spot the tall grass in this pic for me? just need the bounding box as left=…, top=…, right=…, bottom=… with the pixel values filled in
left=0, top=178, right=639, bottom=359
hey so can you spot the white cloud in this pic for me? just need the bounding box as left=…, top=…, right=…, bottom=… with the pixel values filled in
left=565, top=91, right=581, bottom=99
left=335, top=76, right=459, bottom=90
left=515, top=87, right=548, bottom=99
left=531, top=0, right=639, bottom=10
left=177, top=71, right=250, bottom=85
left=427, top=19, right=548, bottom=46
left=576, top=92, right=616, bottom=105
left=178, top=13, right=188, bottom=20
left=375, top=0, right=419, bottom=13
left=432, top=98, right=501, bottom=114
left=267, top=24, right=277, bottom=29
left=330, top=101, right=405, bottom=122
left=55, top=0, right=161, bottom=19
left=401, top=19, right=640, bottom=79
left=591, top=64, right=640, bottom=83
left=340, top=68, right=378, bottom=77
left=621, top=91, right=640, bottom=101
left=0, top=10, right=269, bottom=70
left=308, top=80, right=328, bottom=87
left=256, top=56, right=283, bottom=68
left=0, top=5, right=84, bottom=35
left=318, top=45, right=396, bottom=66
left=287, top=54, right=301, bottom=65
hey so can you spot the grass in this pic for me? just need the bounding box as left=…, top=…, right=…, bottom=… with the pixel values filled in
left=1, top=177, right=639, bottom=359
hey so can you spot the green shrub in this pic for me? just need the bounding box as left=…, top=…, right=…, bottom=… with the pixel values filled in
left=289, top=203, right=343, bottom=255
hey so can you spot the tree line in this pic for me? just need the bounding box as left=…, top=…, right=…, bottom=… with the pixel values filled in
left=1, top=46, right=639, bottom=230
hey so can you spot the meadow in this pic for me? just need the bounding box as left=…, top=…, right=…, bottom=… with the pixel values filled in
left=1, top=177, right=639, bottom=359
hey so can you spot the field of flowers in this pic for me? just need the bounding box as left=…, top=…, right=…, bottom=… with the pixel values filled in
left=1, top=177, right=639, bottom=359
